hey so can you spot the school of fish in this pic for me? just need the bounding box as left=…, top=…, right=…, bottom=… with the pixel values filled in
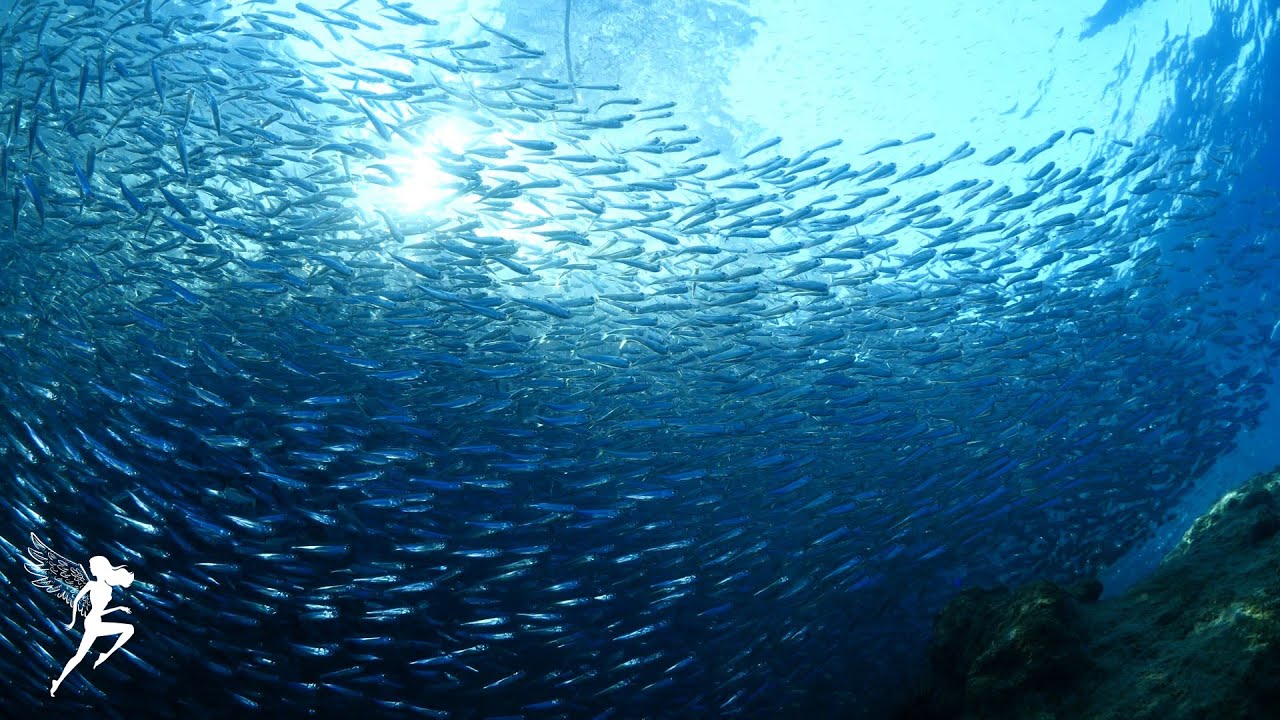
left=1, top=0, right=1278, bottom=717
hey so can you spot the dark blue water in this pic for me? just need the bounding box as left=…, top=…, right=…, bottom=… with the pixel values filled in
left=1, top=1, right=1277, bottom=718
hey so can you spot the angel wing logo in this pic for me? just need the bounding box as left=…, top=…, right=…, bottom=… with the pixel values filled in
left=25, top=534, right=136, bottom=697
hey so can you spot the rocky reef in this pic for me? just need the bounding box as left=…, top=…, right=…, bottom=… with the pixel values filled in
left=897, top=467, right=1280, bottom=720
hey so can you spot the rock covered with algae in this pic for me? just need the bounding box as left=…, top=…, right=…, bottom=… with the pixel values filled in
left=897, top=466, right=1280, bottom=720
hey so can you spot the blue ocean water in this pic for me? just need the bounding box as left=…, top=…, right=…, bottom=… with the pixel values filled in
left=0, top=1, right=1277, bottom=718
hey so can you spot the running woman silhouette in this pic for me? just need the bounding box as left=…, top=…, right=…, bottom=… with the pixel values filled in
left=50, top=556, right=135, bottom=697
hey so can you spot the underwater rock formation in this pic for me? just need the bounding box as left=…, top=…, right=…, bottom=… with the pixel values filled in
left=898, top=466, right=1280, bottom=720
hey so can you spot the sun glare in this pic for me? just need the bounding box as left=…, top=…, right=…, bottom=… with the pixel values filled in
left=356, top=116, right=492, bottom=220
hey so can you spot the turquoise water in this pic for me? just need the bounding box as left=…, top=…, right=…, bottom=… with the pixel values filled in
left=1, top=1, right=1278, bottom=717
